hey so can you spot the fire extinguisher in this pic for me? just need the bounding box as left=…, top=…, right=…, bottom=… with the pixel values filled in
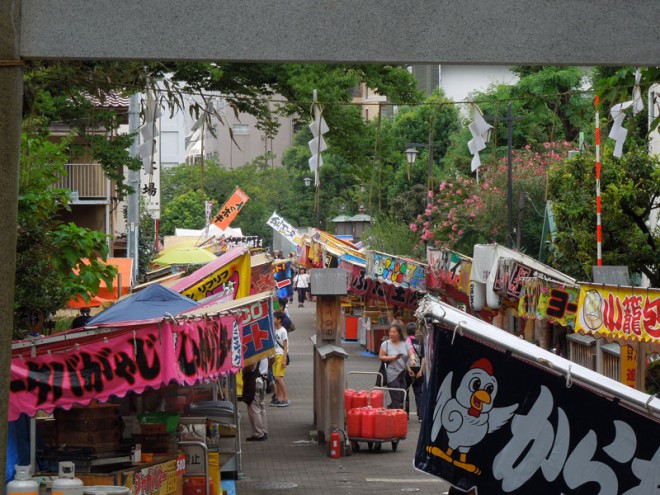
left=330, top=431, right=342, bottom=458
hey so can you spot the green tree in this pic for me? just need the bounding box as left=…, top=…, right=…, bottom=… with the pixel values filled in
left=15, top=134, right=116, bottom=337
left=361, top=216, right=421, bottom=258
left=160, top=190, right=209, bottom=236
left=548, top=145, right=660, bottom=284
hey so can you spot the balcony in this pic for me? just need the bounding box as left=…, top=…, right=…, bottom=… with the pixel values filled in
left=54, top=163, right=109, bottom=204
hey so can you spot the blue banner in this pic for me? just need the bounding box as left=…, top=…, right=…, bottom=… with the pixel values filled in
left=240, top=297, right=275, bottom=366
left=273, top=261, right=293, bottom=299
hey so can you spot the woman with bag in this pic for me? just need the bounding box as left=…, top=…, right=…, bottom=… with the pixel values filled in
left=293, top=268, right=310, bottom=307
left=378, top=323, right=416, bottom=410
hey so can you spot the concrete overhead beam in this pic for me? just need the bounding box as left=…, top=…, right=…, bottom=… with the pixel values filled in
left=20, top=0, right=660, bottom=65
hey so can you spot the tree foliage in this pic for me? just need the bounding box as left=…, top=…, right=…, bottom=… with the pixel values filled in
left=15, top=134, right=116, bottom=337
left=548, top=145, right=660, bottom=284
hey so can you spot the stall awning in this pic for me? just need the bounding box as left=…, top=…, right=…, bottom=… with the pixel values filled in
left=66, top=257, right=133, bottom=308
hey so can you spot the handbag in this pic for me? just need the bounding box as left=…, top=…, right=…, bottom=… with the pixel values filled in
left=376, top=341, right=388, bottom=387
left=275, top=334, right=291, bottom=365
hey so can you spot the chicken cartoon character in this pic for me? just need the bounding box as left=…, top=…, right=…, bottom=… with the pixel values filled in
left=426, top=358, right=518, bottom=475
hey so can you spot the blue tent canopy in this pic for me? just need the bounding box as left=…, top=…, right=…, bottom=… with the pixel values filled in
left=87, top=284, right=199, bottom=325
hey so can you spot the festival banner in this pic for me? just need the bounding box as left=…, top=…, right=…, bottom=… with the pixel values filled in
left=575, top=284, right=660, bottom=342
left=240, top=297, right=276, bottom=366
left=518, top=278, right=579, bottom=327
left=213, top=187, right=249, bottom=230
left=492, top=258, right=535, bottom=299
left=266, top=211, right=302, bottom=245
left=344, top=261, right=422, bottom=310
left=366, top=250, right=427, bottom=292
left=273, top=260, right=293, bottom=299
left=171, top=246, right=252, bottom=301
left=10, top=315, right=242, bottom=420
left=427, top=247, right=471, bottom=294
left=416, top=324, right=660, bottom=494
left=250, top=260, right=276, bottom=295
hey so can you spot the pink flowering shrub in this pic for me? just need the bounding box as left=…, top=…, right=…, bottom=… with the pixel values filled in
left=411, top=142, right=572, bottom=253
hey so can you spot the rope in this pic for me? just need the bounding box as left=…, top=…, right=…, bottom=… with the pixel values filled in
left=0, top=59, right=24, bottom=67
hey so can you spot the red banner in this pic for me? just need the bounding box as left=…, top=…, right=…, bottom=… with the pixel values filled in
left=213, top=187, right=249, bottom=230
left=10, top=315, right=242, bottom=420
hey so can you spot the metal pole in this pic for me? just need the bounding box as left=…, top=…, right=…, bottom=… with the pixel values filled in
left=127, top=94, right=140, bottom=283
left=507, top=103, right=514, bottom=248
left=595, top=96, right=602, bottom=266
left=0, top=0, right=23, bottom=480
left=427, top=130, right=434, bottom=191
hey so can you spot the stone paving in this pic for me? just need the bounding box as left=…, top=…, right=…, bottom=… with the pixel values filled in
left=235, top=301, right=450, bottom=495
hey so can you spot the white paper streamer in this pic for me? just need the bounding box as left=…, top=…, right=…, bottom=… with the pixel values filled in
left=608, top=69, right=643, bottom=158
left=467, top=95, right=493, bottom=173
left=308, top=90, right=328, bottom=187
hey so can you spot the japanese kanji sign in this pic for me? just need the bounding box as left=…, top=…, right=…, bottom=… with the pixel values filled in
left=213, top=187, right=249, bottom=230
left=272, top=260, right=293, bottom=300
left=416, top=324, right=660, bottom=494
left=343, top=261, right=422, bottom=311
left=576, top=284, right=660, bottom=342
left=427, top=247, right=471, bottom=294
left=10, top=315, right=242, bottom=420
left=240, top=297, right=275, bottom=366
left=266, top=212, right=302, bottom=245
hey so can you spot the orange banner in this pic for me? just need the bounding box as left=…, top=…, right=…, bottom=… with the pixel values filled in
left=213, top=187, right=250, bottom=229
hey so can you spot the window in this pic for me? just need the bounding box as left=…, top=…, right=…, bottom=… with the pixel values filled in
left=233, top=123, right=249, bottom=136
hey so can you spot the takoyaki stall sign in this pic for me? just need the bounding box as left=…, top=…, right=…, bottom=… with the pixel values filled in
left=415, top=321, right=660, bottom=494
left=576, top=283, right=660, bottom=342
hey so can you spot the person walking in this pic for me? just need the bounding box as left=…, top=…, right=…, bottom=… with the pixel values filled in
left=270, top=311, right=290, bottom=407
left=242, top=358, right=268, bottom=441
left=293, top=268, right=310, bottom=308
left=379, top=323, right=416, bottom=409
left=405, top=322, right=426, bottom=422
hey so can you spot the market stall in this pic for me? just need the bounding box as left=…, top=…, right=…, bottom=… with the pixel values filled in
left=10, top=287, right=276, bottom=493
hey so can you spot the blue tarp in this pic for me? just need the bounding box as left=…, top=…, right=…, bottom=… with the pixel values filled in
left=87, top=284, right=199, bottom=325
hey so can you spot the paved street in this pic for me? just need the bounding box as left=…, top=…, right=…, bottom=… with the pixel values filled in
left=236, top=301, right=450, bottom=495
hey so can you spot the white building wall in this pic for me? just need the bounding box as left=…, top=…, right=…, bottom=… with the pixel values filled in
left=439, top=65, right=519, bottom=102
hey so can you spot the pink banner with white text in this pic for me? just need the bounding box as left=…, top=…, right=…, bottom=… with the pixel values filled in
left=10, top=315, right=242, bottom=420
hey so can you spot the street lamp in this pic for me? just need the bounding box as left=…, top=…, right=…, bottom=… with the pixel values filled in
left=405, top=147, right=419, bottom=165
left=303, top=176, right=312, bottom=187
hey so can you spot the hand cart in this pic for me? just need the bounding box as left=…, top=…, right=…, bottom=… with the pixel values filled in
left=346, top=384, right=408, bottom=454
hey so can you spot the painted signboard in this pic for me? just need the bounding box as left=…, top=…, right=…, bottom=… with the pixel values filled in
left=10, top=315, right=242, bottom=420
left=576, top=284, right=660, bottom=342
left=344, top=261, right=422, bottom=310
left=213, top=187, right=249, bottom=229
left=416, top=324, right=660, bottom=494
left=427, top=247, right=471, bottom=294
left=171, top=247, right=252, bottom=301
left=518, top=278, right=579, bottom=327
left=240, top=298, right=276, bottom=366
left=366, top=250, right=427, bottom=292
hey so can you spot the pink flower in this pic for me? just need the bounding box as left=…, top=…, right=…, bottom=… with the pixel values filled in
left=456, top=189, right=463, bottom=195
left=427, top=190, right=433, bottom=198
left=448, top=183, right=453, bottom=188
left=458, top=230, right=464, bottom=236
left=452, top=224, right=458, bottom=231
left=439, top=182, right=446, bottom=191
left=469, top=212, right=475, bottom=218
left=409, top=224, right=418, bottom=232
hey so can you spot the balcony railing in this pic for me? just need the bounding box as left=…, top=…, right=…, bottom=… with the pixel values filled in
left=54, top=163, right=108, bottom=200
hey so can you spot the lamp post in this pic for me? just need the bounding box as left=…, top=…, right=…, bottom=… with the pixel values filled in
left=303, top=176, right=312, bottom=187
left=404, top=137, right=440, bottom=190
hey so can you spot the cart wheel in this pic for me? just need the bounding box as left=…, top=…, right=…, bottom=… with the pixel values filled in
left=352, top=441, right=360, bottom=453
left=392, top=441, right=399, bottom=452
left=345, top=442, right=353, bottom=457
left=374, top=443, right=382, bottom=452
left=367, top=442, right=374, bottom=452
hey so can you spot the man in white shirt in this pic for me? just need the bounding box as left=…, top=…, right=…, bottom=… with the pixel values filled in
left=270, top=311, right=290, bottom=407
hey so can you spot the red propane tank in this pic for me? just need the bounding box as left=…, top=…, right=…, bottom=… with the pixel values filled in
left=391, top=410, right=408, bottom=438
left=361, top=408, right=377, bottom=438
left=344, top=389, right=356, bottom=412
left=330, top=431, right=342, bottom=458
left=353, top=391, right=369, bottom=409
left=346, top=407, right=363, bottom=438
left=370, top=390, right=384, bottom=409
left=374, top=408, right=394, bottom=439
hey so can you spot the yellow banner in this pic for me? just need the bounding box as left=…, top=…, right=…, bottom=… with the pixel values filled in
left=575, top=284, right=660, bottom=342
left=620, top=344, right=638, bottom=388
left=182, top=251, right=252, bottom=301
